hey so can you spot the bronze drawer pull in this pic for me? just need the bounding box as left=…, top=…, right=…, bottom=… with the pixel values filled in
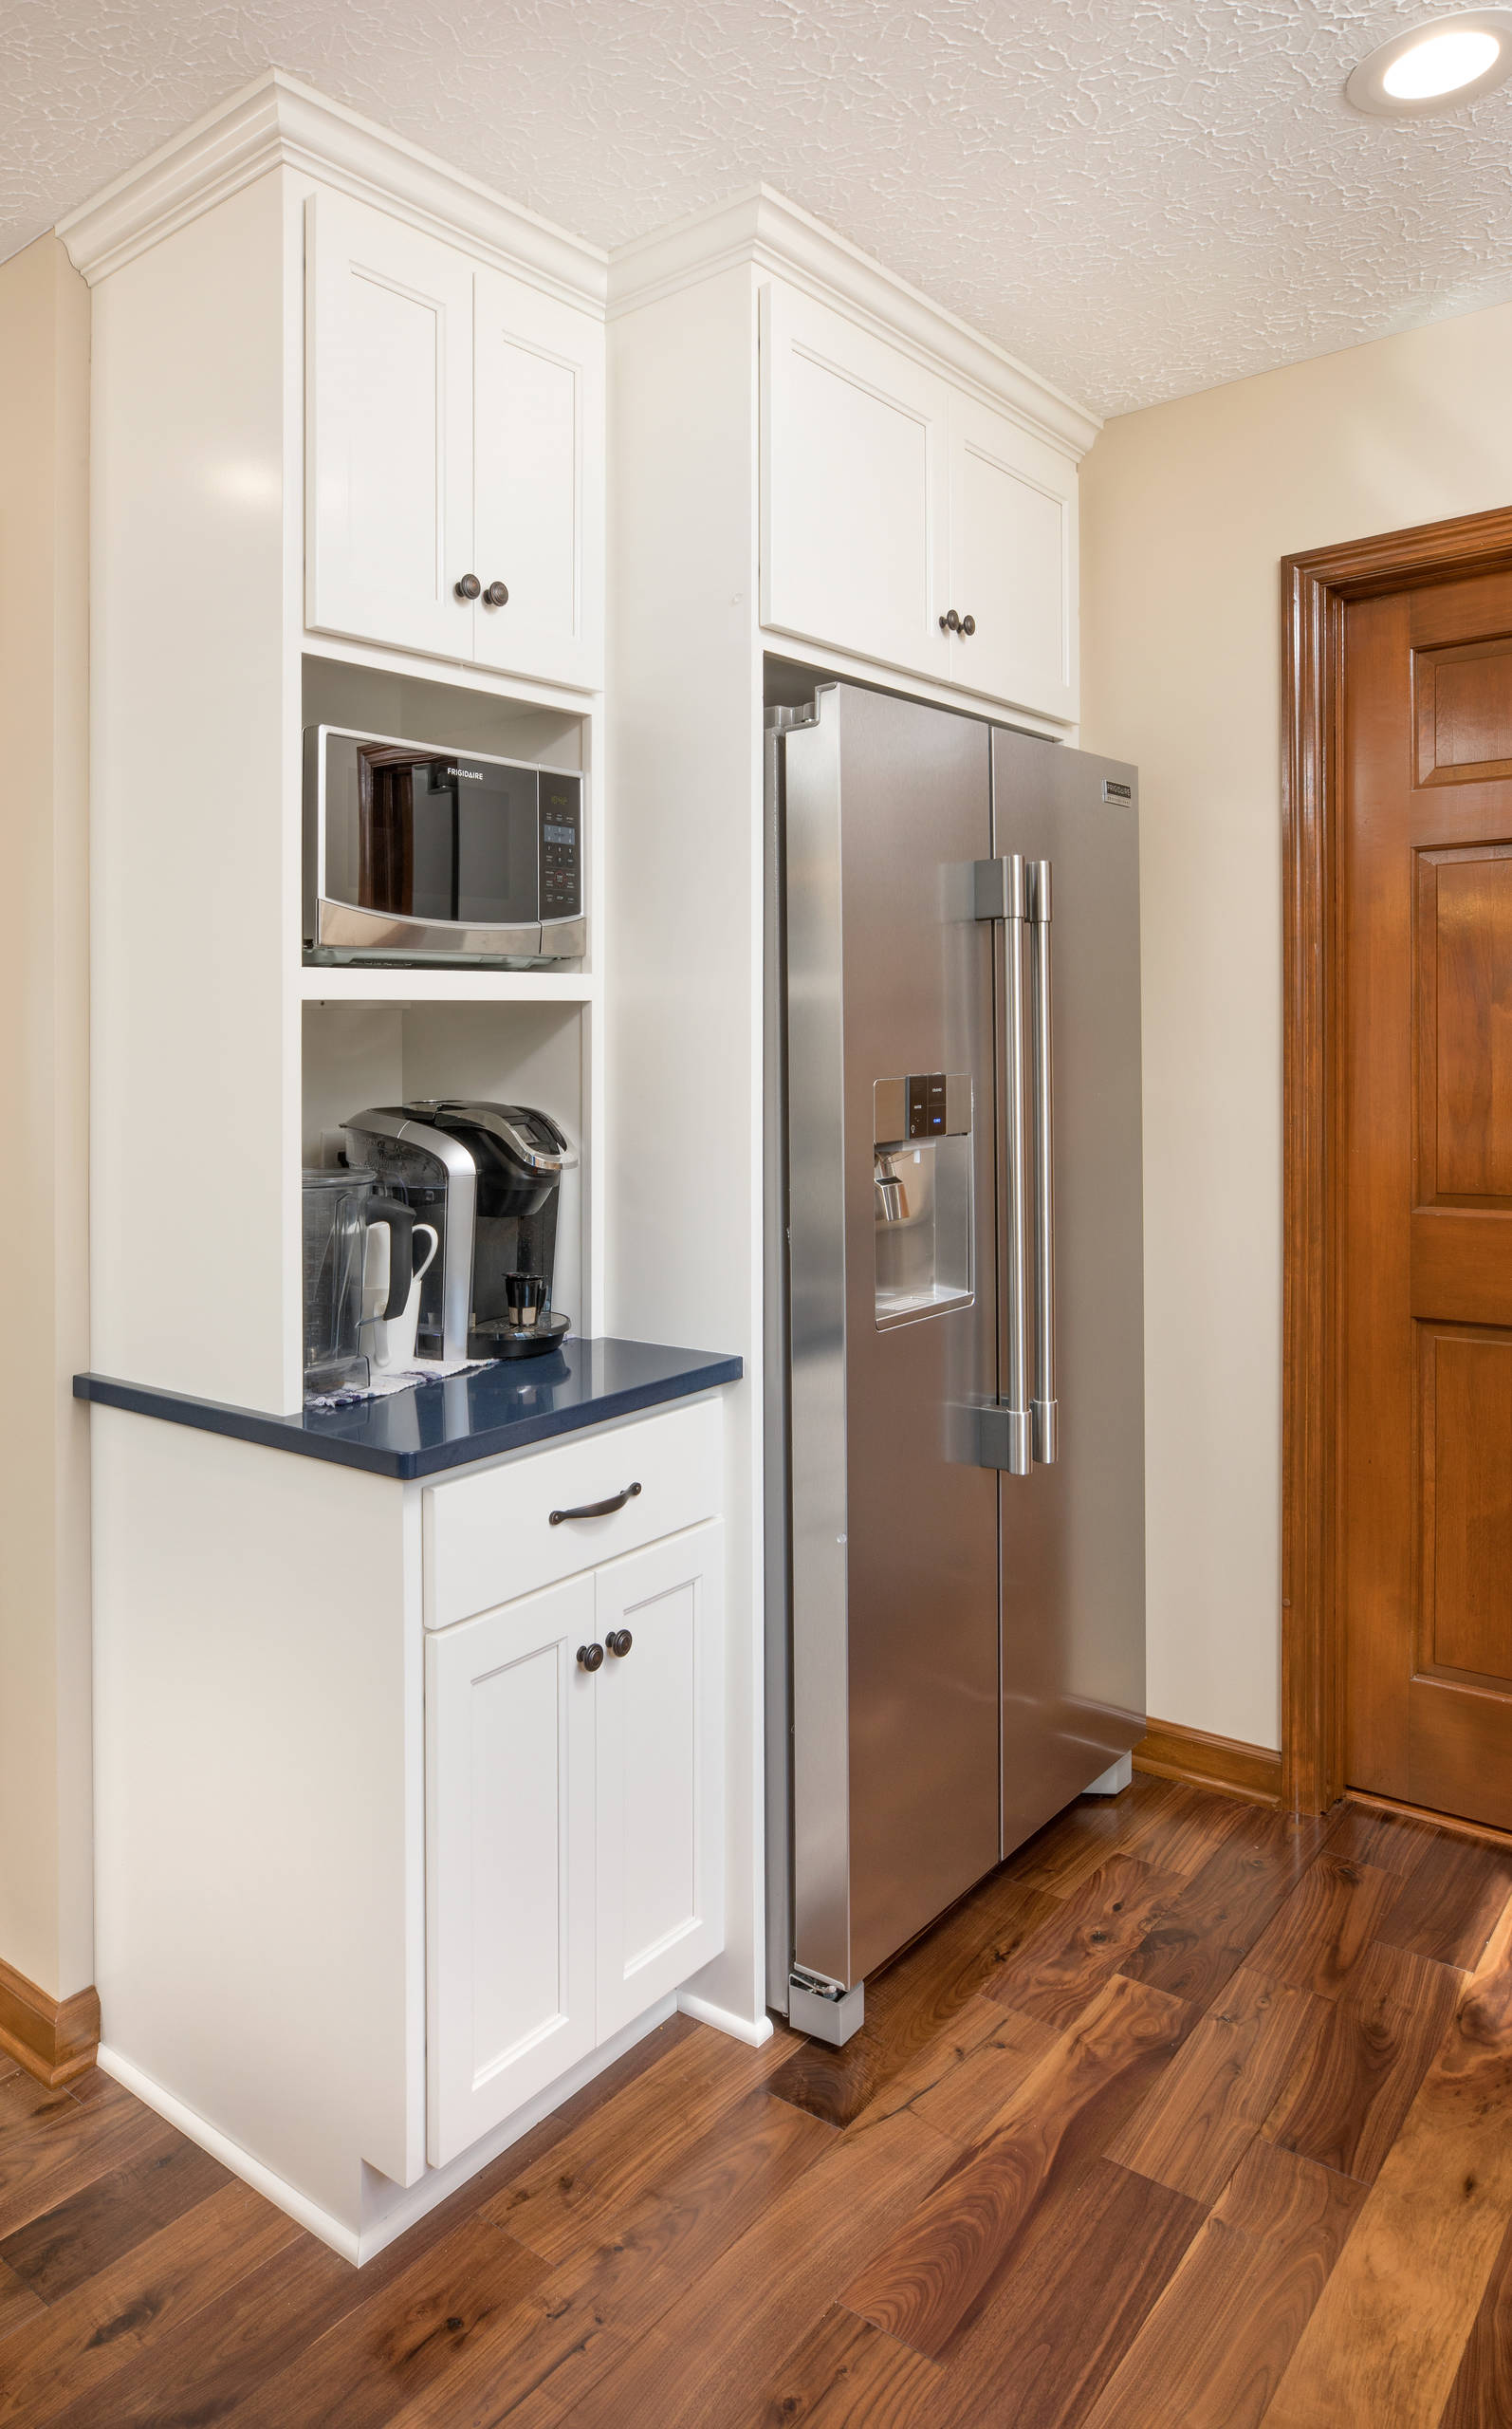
left=549, top=1481, right=642, bottom=1526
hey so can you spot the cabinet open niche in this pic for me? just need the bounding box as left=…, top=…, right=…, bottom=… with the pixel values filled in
left=299, top=651, right=597, bottom=1002
left=302, top=993, right=594, bottom=1356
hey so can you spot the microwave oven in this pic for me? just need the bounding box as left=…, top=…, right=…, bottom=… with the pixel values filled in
left=303, top=726, right=586, bottom=967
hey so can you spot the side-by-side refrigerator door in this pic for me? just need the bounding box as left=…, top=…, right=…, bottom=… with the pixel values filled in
left=785, top=684, right=1002, bottom=1995
left=990, top=727, right=1146, bottom=1855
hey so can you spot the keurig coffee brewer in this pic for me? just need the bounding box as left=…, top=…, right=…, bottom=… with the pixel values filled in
left=342, top=1100, right=576, bottom=1360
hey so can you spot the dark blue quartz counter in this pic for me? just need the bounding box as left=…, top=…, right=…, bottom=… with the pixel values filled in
left=74, top=1338, right=743, bottom=1481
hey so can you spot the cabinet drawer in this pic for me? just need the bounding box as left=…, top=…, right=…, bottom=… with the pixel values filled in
left=424, top=1398, right=723, bottom=1628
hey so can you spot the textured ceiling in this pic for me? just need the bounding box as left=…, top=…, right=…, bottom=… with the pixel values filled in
left=4, top=0, right=1512, bottom=413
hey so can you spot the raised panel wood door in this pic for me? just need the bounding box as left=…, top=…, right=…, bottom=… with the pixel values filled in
left=426, top=1571, right=597, bottom=2166
left=472, top=267, right=604, bottom=692
left=760, top=282, right=951, bottom=684
left=1343, top=570, right=1512, bottom=1826
left=593, top=1522, right=726, bottom=2038
left=305, top=191, right=476, bottom=661
left=946, top=391, right=1079, bottom=724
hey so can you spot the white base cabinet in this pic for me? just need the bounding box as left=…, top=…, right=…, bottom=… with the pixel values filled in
left=426, top=1517, right=726, bottom=2168
left=426, top=1570, right=598, bottom=2168
left=595, top=1527, right=727, bottom=2038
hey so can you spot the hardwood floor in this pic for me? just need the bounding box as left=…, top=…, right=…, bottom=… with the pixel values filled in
left=5, top=1776, right=1512, bottom=2426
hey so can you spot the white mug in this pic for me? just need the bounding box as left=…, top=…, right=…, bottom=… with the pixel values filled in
left=362, top=1224, right=439, bottom=1372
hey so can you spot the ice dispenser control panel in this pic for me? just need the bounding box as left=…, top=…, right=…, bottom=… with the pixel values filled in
left=872, top=1075, right=973, bottom=1327
left=874, top=1073, right=971, bottom=1144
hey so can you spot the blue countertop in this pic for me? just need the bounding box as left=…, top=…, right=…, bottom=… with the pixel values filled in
left=74, top=1338, right=743, bottom=1480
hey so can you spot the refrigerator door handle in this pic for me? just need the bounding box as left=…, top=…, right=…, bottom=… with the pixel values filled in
left=981, top=853, right=1032, bottom=1476
left=1028, top=859, right=1058, bottom=1463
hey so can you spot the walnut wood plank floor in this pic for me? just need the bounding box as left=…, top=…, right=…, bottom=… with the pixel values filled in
left=7, top=1784, right=1512, bottom=2428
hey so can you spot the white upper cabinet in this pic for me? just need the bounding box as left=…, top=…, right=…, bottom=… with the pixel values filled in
left=307, top=191, right=475, bottom=665
left=306, top=192, right=604, bottom=692
left=473, top=268, right=603, bottom=690
left=760, top=283, right=951, bottom=685
left=759, top=278, right=1081, bottom=724
left=946, top=391, right=1079, bottom=724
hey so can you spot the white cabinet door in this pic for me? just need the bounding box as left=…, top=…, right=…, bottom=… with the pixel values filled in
left=426, top=1571, right=597, bottom=2166
left=946, top=391, right=1079, bottom=723
left=594, top=1523, right=726, bottom=2038
left=760, top=283, right=951, bottom=684
left=472, top=268, right=603, bottom=692
left=306, top=191, right=477, bottom=662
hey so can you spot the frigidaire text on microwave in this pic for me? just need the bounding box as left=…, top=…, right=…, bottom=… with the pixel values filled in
left=304, top=726, right=586, bottom=967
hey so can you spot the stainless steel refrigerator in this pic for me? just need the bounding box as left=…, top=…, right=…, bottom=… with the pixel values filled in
left=765, top=681, right=1145, bottom=2043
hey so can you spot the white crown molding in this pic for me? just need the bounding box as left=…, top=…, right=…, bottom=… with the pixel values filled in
left=56, top=70, right=607, bottom=311
left=609, top=184, right=1099, bottom=460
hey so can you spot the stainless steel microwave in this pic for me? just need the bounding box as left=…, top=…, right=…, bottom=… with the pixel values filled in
left=303, top=726, right=586, bottom=967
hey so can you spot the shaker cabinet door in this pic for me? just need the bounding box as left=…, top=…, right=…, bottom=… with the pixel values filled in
left=946, top=391, right=1079, bottom=724
left=472, top=268, right=604, bottom=692
left=306, top=191, right=477, bottom=662
left=594, top=1523, right=727, bottom=2039
left=760, top=283, right=951, bottom=684
left=426, top=1571, right=597, bottom=2167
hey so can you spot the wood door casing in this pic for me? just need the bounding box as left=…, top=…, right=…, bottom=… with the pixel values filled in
left=1341, top=572, right=1512, bottom=1826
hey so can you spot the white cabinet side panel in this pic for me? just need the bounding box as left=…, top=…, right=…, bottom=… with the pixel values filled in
left=606, top=266, right=765, bottom=2033
left=91, top=172, right=296, bottom=1409
left=90, top=1412, right=419, bottom=2234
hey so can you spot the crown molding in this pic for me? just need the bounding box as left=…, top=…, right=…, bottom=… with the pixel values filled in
left=608, top=184, right=1099, bottom=460
left=56, top=70, right=607, bottom=311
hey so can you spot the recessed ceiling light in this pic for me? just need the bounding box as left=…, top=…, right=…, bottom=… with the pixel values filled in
left=1346, top=9, right=1512, bottom=112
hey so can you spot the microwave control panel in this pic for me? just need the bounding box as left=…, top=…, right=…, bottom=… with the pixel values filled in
left=539, top=776, right=583, bottom=924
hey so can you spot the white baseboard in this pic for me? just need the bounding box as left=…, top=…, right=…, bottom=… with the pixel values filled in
left=677, top=1989, right=774, bottom=2047
left=96, top=2046, right=361, bottom=2263
left=356, top=1997, right=675, bottom=2261
left=98, top=1993, right=681, bottom=2270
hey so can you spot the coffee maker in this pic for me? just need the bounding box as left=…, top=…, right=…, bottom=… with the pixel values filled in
left=342, top=1101, right=576, bottom=1360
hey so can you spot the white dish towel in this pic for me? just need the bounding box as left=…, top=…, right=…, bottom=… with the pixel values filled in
left=304, top=1356, right=489, bottom=1412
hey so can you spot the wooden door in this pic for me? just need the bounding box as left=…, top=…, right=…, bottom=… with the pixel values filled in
left=1343, top=567, right=1512, bottom=1826
left=946, top=390, right=1079, bottom=723
left=472, top=267, right=603, bottom=692
left=593, top=1522, right=726, bottom=2037
left=426, top=1571, right=597, bottom=2166
left=759, top=281, right=951, bottom=684
left=305, top=190, right=476, bottom=662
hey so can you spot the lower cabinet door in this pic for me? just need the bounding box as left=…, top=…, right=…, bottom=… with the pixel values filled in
left=594, top=1522, right=727, bottom=2039
left=426, top=1571, right=597, bottom=2166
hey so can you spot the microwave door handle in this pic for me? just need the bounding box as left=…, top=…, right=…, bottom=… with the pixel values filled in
left=1028, top=860, right=1057, bottom=1463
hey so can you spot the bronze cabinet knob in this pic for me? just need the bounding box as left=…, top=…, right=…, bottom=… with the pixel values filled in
left=576, top=1641, right=604, bottom=1673
left=606, top=1629, right=634, bottom=1659
left=960, top=614, right=976, bottom=637
left=938, top=608, right=961, bottom=634
left=453, top=573, right=482, bottom=602
left=483, top=581, right=509, bottom=608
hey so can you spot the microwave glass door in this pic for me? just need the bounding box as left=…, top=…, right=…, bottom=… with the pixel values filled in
left=327, top=738, right=540, bottom=926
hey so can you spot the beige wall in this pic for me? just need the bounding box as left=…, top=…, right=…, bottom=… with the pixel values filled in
left=0, top=234, right=93, bottom=1998
left=1080, top=300, right=1512, bottom=1752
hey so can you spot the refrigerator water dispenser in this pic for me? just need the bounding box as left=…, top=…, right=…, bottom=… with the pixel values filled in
left=873, top=1072, right=973, bottom=1325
